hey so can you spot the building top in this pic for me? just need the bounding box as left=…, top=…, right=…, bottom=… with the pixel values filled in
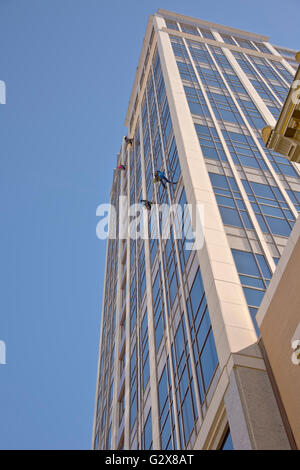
left=124, top=9, right=281, bottom=130
left=273, top=44, right=297, bottom=54
left=157, top=9, right=269, bottom=41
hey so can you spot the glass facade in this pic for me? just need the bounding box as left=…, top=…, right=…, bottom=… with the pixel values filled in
left=169, top=27, right=300, bottom=329
left=219, top=429, right=234, bottom=450
left=93, top=11, right=299, bottom=451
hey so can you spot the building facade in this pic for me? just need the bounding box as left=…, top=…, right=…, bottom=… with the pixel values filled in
left=92, top=10, right=300, bottom=450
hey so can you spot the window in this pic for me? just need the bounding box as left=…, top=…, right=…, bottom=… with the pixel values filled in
left=235, top=37, right=256, bottom=50
left=219, top=428, right=234, bottom=450
left=232, top=249, right=271, bottom=333
left=195, top=124, right=227, bottom=163
left=143, top=410, right=153, bottom=449
left=257, top=137, right=298, bottom=177
left=222, top=129, right=269, bottom=172
left=187, top=269, right=218, bottom=404
left=253, top=41, right=270, bottom=54
left=158, top=363, right=176, bottom=449
left=210, top=48, right=268, bottom=132
left=181, top=389, right=194, bottom=443
left=119, top=393, right=125, bottom=425
left=219, top=206, right=244, bottom=227
left=130, top=345, right=137, bottom=432
left=286, top=189, right=300, bottom=212
left=209, top=173, right=253, bottom=230
left=166, top=20, right=179, bottom=31
left=190, top=270, right=204, bottom=317
left=200, top=28, right=214, bottom=40
left=164, top=236, right=179, bottom=309
left=176, top=189, right=194, bottom=259
left=232, top=249, right=260, bottom=277
left=221, top=33, right=236, bottom=45
left=200, top=329, right=219, bottom=391
left=180, top=23, right=199, bottom=36
left=172, top=319, right=198, bottom=447
left=242, top=179, right=295, bottom=237
left=138, top=245, right=146, bottom=302
left=184, top=85, right=210, bottom=118
left=142, top=337, right=150, bottom=390
left=109, top=381, right=114, bottom=407
left=107, top=425, right=112, bottom=450
left=248, top=56, right=289, bottom=102
left=159, top=368, right=168, bottom=414
left=153, top=271, right=165, bottom=350
left=130, top=274, right=136, bottom=334
left=177, top=61, right=197, bottom=83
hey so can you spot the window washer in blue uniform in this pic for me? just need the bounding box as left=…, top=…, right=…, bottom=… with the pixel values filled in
left=153, top=170, right=177, bottom=189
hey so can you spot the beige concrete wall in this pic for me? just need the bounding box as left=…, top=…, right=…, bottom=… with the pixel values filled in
left=225, top=365, right=290, bottom=449
left=258, top=218, right=300, bottom=448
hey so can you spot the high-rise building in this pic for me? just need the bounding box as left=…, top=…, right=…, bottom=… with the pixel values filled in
left=92, top=9, right=300, bottom=450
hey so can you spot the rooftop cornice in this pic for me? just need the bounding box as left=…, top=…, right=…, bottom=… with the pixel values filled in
left=272, top=44, right=297, bottom=53
left=162, top=28, right=280, bottom=61
left=124, top=9, right=278, bottom=128
left=157, top=8, right=269, bottom=42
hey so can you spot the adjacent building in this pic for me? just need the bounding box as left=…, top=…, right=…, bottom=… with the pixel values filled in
left=92, top=9, right=300, bottom=450
left=262, top=52, right=300, bottom=163
left=257, top=215, right=300, bottom=449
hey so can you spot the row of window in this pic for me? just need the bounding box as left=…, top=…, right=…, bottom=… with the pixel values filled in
left=166, top=18, right=270, bottom=60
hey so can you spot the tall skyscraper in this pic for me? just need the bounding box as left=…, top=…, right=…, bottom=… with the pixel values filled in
left=92, top=10, right=300, bottom=450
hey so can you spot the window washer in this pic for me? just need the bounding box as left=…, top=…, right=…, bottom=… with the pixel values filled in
left=124, top=136, right=133, bottom=145
left=118, top=164, right=126, bottom=170
left=140, top=199, right=154, bottom=211
left=153, top=170, right=177, bottom=189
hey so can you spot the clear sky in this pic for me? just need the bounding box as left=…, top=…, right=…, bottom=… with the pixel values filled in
left=0, top=0, right=299, bottom=450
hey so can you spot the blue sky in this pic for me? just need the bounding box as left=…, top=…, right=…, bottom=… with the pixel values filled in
left=0, top=0, right=299, bottom=450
